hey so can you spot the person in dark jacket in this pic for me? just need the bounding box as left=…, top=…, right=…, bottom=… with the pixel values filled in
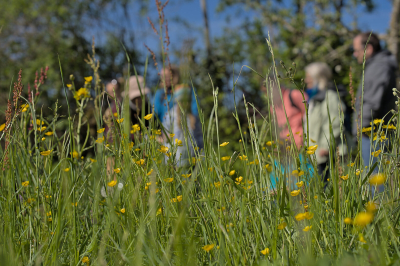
left=352, top=32, right=398, bottom=167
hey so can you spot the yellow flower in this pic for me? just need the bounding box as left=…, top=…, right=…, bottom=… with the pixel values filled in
left=266, top=141, right=273, bottom=146
left=95, top=136, right=105, bottom=143
left=290, top=190, right=300, bottom=196
left=239, top=155, right=248, bottom=160
left=214, top=182, right=221, bottom=188
left=40, top=150, right=52, bottom=156
left=261, top=248, right=270, bottom=255
left=229, top=170, right=235, bottom=176
left=340, top=174, right=349, bottom=180
left=371, top=150, right=381, bottom=157
left=97, top=128, right=105, bottom=133
left=64, top=168, right=70, bottom=172
left=156, top=208, right=162, bottom=216
left=84, top=76, right=93, bottom=83
left=136, top=159, right=145, bottom=165
left=113, top=112, right=118, bottom=117
left=22, top=181, right=29, bottom=187
left=362, top=127, right=372, bottom=133
left=344, top=217, right=352, bottom=224
left=120, top=208, right=126, bottom=214
left=164, top=178, right=174, bottom=183
left=359, top=234, right=367, bottom=244
left=158, top=145, right=169, bottom=153
left=353, top=212, right=374, bottom=227
left=202, top=244, right=215, bottom=252
left=221, top=156, right=230, bottom=161
left=37, top=126, right=47, bottom=132
left=372, top=119, right=383, bottom=125
left=0, top=123, right=5, bottom=131
left=48, top=217, right=52, bottom=222
left=295, top=213, right=306, bottom=221
left=182, top=173, right=191, bottom=178
left=74, top=88, right=90, bottom=100
left=265, top=164, right=272, bottom=172
left=131, top=124, right=140, bottom=133
left=369, top=173, right=386, bottom=186
left=235, top=176, right=243, bottom=184
left=20, top=104, right=29, bottom=112
left=66, top=84, right=72, bottom=88
left=82, top=256, right=89, bottom=263
left=171, top=195, right=183, bottom=203
left=41, top=137, right=46, bottom=141
left=114, top=168, right=121, bottom=173
left=89, top=158, right=97, bottom=163
left=220, top=142, right=229, bottom=147
left=366, top=201, right=378, bottom=213
left=277, top=222, right=287, bottom=230
left=144, top=113, right=153, bottom=120
left=175, top=139, right=183, bottom=146
left=355, top=169, right=361, bottom=176
left=303, top=225, right=312, bottom=232
left=310, top=138, right=316, bottom=143
left=116, top=118, right=124, bottom=123
left=46, top=211, right=51, bottom=216
left=108, top=180, right=117, bottom=187
left=296, top=181, right=304, bottom=188
left=314, top=195, right=318, bottom=199
left=44, top=131, right=53, bottom=136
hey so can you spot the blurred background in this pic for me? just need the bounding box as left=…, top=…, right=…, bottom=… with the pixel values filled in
left=0, top=0, right=398, bottom=147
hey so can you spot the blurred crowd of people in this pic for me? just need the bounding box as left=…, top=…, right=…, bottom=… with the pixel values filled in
left=102, top=66, right=203, bottom=166
left=266, top=32, right=397, bottom=183
left=101, top=31, right=397, bottom=183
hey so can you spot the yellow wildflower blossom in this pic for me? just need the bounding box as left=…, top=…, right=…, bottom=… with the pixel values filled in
left=277, top=222, right=287, bottom=230
left=369, top=173, right=386, bottom=186
left=41, top=150, right=52, bottom=156
left=175, top=139, right=183, bottom=146
left=97, top=128, right=105, bottom=133
left=295, top=213, right=306, bottom=221
left=266, top=141, right=273, bottom=146
left=296, top=181, right=304, bottom=188
left=120, top=208, right=126, bottom=214
left=221, top=156, right=230, bottom=161
left=214, top=182, right=221, bottom=188
left=136, top=159, right=145, bottom=165
left=303, top=225, right=312, bottom=232
left=144, top=113, right=153, bottom=120
left=44, top=131, right=53, bottom=136
left=95, top=136, right=105, bottom=143
left=353, top=212, right=374, bottom=227
left=261, top=248, right=270, bottom=255
left=116, top=118, right=124, bottom=123
left=84, top=76, right=93, bottom=83
left=164, top=178, right=174, bottom=183
left=64, top=168, right=70, bottom=172
left=108, top=180, right=117, bottom=187
left=340, top=174, right=349, bottom=180
left=82, top=256, right=89, bottom=264
left=114, top=168, right=121, bottom=174
left=202, top=244, right=215, bottom=252
left=89, top=158, right=96, bottom=163
left=74, top=88, right=90, bottom=100
left=344, top=217, right=352, bottom=224
left=182, top=173, right=191, bottom=178
left=0, top=123, right=5, bottom=131
left=229, top=170, right=235, bottom=176
left=371, top=150, right=381, bottom=157
left=305, top=212, right=314, bottom=220
left=235, top=176, right=243, bottom=184
left=22, top=181, right=29, bottom=187
left=158, top=145, right=169, bottom=153
left=290, top=190, right=300, bottom=196
left=220, top=142, right=229, bottom=147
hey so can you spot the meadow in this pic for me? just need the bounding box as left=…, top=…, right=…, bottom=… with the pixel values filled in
left=0, top=38, right=400, bottom=266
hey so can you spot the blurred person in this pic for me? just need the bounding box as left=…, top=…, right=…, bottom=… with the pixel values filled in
left=305, top=62, right=346, bottom=183
left=264, top=75, right=308, bottom=190
left=154, top=66, right=203, bottom=165
left=352, top=32, right=398, bottom=167
left=266, top=74, right=307, bottom=149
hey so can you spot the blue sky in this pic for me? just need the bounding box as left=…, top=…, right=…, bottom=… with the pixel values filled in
left=133, top=0, right=394, bottom=56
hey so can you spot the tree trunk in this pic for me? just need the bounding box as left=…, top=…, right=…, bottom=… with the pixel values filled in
left=388, top=0, right=400, bottom=61
left=200, top=0, right=211, bottom=59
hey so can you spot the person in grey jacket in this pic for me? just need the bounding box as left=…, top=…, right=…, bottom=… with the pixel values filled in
left=305, top=62, right=346, bottom=183
left=352, top=32, right=398, bottom=167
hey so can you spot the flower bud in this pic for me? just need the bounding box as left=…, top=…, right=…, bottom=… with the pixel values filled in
left=393, top=92, right=397, bottom=96
left=69, top=74, right=75, bottom=81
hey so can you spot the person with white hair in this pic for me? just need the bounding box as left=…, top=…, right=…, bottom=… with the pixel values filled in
left=305, top=62, right=347, bottom=183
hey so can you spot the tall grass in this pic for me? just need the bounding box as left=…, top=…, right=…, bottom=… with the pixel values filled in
left=1, top=32, right=400, bottom=266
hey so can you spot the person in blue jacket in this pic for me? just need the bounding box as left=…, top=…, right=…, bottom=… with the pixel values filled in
left=154, top=66, right=203, bottom=165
